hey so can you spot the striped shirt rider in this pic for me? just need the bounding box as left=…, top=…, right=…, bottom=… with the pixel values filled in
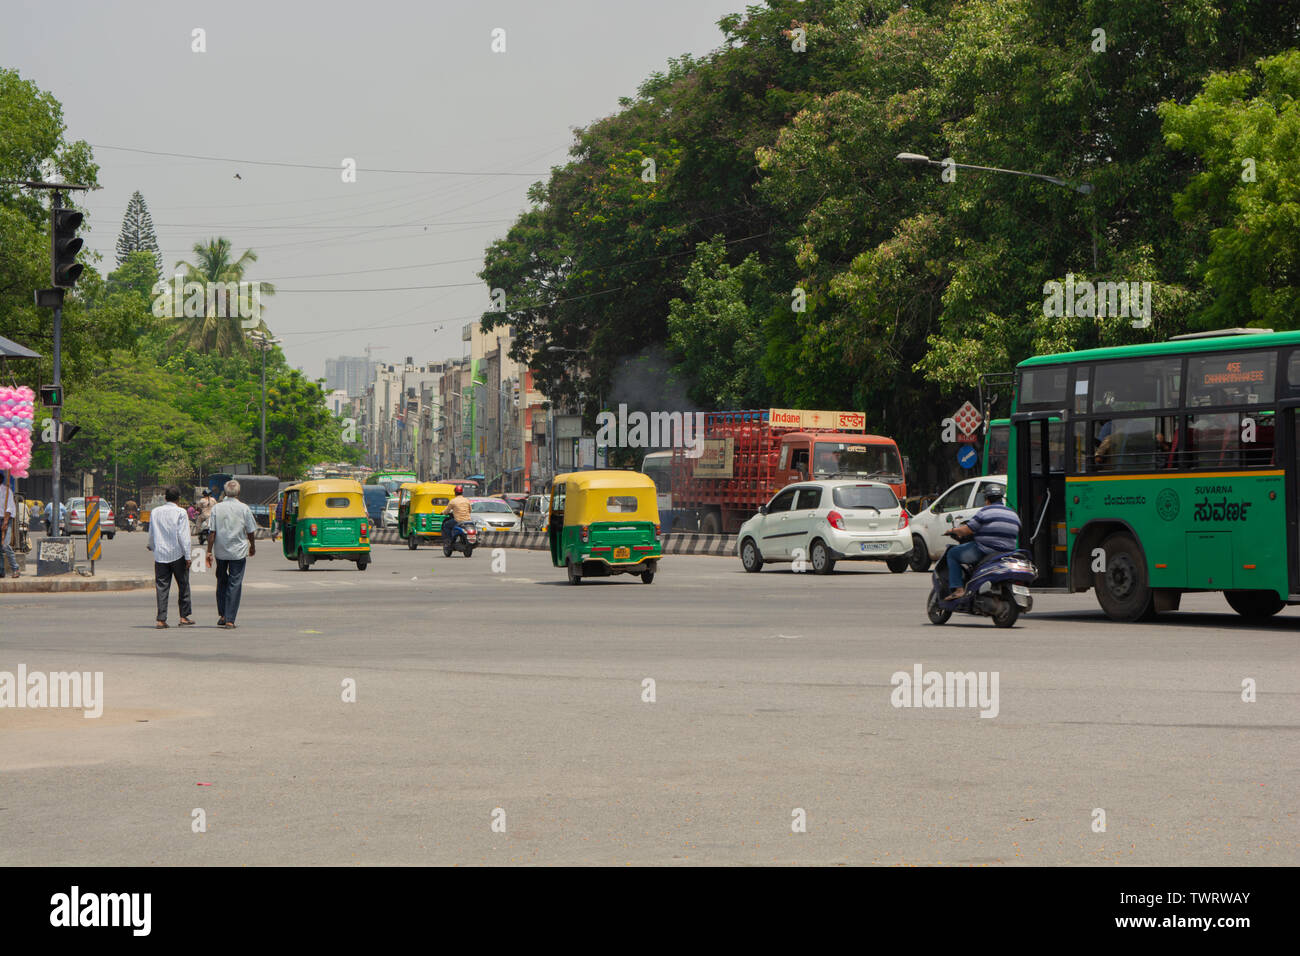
left=964, top=502, right=1021, bottom=554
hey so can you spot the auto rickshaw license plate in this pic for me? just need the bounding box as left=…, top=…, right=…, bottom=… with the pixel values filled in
left=613, top=546, right=630, bottom=559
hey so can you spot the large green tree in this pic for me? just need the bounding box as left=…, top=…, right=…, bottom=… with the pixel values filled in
left=168, top=237, right=276, bottom=356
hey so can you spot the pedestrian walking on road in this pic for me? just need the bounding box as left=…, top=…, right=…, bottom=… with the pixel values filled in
left=147, top=486, right=194, bottom=628
left=206, top=479, right=257, bottom=629
left=1, top=474, right=20, bottom=579
left=197, top=489, right=215, bottom=545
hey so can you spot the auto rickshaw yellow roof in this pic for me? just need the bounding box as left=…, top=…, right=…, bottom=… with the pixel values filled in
left=554, top=470, right=657, bottom=491
left=285, top=479, right=365, bottom=496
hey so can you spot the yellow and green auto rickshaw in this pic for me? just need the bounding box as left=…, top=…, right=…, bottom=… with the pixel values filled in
left=549, top=470, right=662, bottom=585
left=397, top=481, right=457, bottom=550
left=277, top=479, right=372, bottom=571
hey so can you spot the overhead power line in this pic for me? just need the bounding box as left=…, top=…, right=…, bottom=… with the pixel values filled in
left=90, top=144, right=550, bottom=176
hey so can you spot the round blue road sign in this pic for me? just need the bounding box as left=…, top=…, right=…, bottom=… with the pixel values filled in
left=958, top=444, right=977, bottom=469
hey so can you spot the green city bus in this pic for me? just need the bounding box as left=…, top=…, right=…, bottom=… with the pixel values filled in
left=1008, top=328, right=1295, bottom=622
left=983, top=419, right=1010, bottom=476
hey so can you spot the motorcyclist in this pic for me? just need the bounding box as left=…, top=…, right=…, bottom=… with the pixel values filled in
left=443, top=485, right=472, bottom=542
left=945, top=484, right=1022, bottom=601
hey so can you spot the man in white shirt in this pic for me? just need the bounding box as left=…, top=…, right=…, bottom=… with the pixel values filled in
left=146, top=486, right=194, bottom=628
left=205, top=479, right=257, bottom=628
left=0, top=475, right=19, bottom=578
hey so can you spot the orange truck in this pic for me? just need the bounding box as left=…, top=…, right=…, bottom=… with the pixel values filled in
left=669, top=408, right=907, bottom=534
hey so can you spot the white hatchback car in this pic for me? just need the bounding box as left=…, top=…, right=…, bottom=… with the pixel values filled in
left=736, top=480, right=912, bottom=574
left=907, top=474, right=1008, bottom=571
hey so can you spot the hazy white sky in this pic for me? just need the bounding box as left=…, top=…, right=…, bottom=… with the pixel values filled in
left=2, top=0, right=748, bottom=379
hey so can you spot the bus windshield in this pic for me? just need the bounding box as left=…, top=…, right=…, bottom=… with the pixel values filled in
left=814, top=442, right=902, bottom=480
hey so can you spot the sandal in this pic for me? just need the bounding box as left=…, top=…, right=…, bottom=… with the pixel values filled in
left=217, top=617, right=226, bottom=626
left=155, top=621, right=169, bottom=629
left=223, top=622, right=237, bottom=629
left=179, top=618, right=195, bottom=626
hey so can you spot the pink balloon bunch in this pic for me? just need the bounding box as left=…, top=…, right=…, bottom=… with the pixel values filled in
left=0, top=385, right=35, bottom=478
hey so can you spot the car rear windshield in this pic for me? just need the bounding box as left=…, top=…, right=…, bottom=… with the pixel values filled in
left=832, top=485, right=899, bottom=510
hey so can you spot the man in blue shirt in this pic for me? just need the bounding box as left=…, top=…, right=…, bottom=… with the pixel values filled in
left=946, top=484, right=1022, bottom=600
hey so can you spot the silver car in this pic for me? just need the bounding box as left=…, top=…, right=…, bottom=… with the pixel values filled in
left=467, top=497, right=520, bottom=532
left=65, top=497, right=116, bottom=540
left=736, top=480, right=911, bottom=574
left=520, top=493, right=548, bottom=532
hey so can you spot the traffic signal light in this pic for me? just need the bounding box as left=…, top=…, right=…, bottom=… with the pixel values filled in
left=51, top=208, right=84, bottom=287
left=39, top=384, right=63, bottom=407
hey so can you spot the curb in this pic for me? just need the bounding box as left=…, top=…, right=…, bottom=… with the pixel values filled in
left=0, top=575, right=153, bottom=594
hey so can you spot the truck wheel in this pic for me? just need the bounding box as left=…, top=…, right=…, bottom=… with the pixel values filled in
left=1225, top=590, right=1284, bottom=620
left=810, top=539, right=835, bottom=575
left=1093, top=532, right=1154, bottom=622
left=699, top=512, right=721, bottom=535
left=886, top=556, right=909, bottom=573
left=740, top=538, right=763, bottom=572
left=909, top=535, right=931, bottom=572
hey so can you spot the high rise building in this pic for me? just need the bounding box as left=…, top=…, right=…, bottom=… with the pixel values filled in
left=325, top=356, right=377, bottom=399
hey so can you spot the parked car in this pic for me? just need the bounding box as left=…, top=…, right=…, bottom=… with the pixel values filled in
left=65, top=497, right=116, bottom=540
left=466, top=497, right=520, bottom=532
left=521, top=493, right=548, bottom=532
left=735, top=480, right=911, bottom=574
left=907, top=474, right=1008, bottom=572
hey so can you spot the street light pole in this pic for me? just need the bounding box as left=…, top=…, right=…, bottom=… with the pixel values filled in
left=897, top=151, right=1096, bottom=269
left=247, top=331, right=281, bottom=474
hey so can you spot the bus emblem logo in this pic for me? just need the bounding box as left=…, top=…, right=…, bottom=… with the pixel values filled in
left=1157, top=488, right=1180, bottom=521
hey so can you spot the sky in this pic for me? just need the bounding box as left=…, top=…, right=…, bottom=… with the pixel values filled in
left=1, top=0, right=749, bottom=380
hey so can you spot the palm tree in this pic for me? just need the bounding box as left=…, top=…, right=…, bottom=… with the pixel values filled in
left=169, top=238, right=277, bottom=355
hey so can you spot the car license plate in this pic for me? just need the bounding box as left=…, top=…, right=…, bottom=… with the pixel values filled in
left=859, top=542, right=888, bottom=553
left=1012, top=584, right=1030, bottom=595
left=613, top=546, right=630, bottom=559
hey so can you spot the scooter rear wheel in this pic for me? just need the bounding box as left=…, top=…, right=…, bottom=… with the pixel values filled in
left=926, top=589, right=952, bottom=625
left=992, top=595, right=1019, bottom=628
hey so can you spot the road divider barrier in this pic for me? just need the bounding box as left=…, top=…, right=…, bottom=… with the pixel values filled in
left=254, top=526, right=737, bottom=556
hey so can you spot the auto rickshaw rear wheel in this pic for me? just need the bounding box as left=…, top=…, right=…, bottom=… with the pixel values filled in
left=297, top=549, right=311, bottom=571
left=567, top=559, right=582, bottom=585
left=640, top=568, right=655, bottom=584
left=407, top=534, right=418, bottom=550
left=356, top=558, right=369, bottom=571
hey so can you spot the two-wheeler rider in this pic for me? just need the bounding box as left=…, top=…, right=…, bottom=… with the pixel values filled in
left=945, top=484, right=1021, bottom=601
left=443, top=485, right=472, bottom=544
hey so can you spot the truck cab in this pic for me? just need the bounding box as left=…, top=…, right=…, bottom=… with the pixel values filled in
left=777, top=432, right=906, bottom=501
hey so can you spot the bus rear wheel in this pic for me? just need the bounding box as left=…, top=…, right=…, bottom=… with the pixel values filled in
left=1225, top=590, right=1284, bottom=620
left=1093, top=532, right=1154, bottom=622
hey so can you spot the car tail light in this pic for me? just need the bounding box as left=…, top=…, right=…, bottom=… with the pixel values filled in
left=897, top=511, right=909, bottom=530
left=580, top=524, right=589, bottom=543
left=826, top=510, right=845, bottom=530
left=310, top=523, right=318, bottom=536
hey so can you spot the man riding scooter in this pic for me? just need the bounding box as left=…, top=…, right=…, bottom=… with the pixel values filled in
left=442, top=485, right=472, bottom=545
left=945, top=484, right=1022, bottom=602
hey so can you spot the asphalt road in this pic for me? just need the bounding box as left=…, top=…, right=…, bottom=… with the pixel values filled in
left=1, top=531, right=1296, bottom=866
